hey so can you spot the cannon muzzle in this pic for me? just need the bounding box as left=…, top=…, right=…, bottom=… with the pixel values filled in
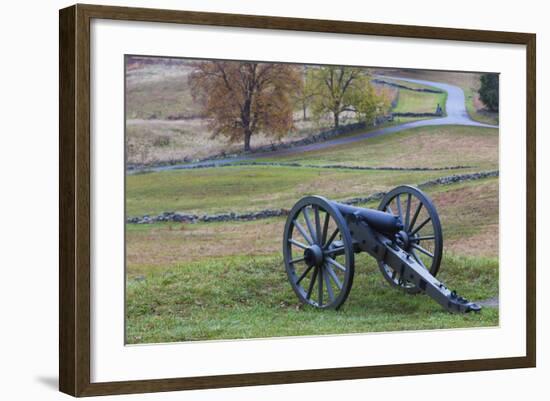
left=331, top=201, right=403, bottom=235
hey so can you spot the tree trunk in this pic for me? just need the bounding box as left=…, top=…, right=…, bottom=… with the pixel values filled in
left=303, top=103, right=307, bottom=121
left=333, top=112, right=340, bottom=128
left=244, top=129, right=252, bottom=152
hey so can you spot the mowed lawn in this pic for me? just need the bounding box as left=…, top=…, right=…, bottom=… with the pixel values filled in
left=126, top=178, right=499, bottom=343
left=392, top=87, right=447, bottom=114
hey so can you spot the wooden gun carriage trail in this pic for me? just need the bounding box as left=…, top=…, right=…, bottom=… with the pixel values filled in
left=283, top=185, right=481, bottom=313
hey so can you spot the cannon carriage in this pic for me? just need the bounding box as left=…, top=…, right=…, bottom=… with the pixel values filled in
left=282, top=185, right=481, bottom=313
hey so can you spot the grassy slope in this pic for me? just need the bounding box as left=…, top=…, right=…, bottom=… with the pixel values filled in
left=126, top=166, right=468, bottom=217
left=261, top=125, right=498, bottom=169
left=126, top=253, right=498, bottom=343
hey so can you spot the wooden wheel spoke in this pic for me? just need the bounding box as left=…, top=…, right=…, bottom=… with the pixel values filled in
left=411, top=216, right=431, bottom=236
left=324, top=228, right=340, bottom=249
left=325, top=264, right=343, bottom=290
left=324, top=246, right=345, bottom=255
left=323, top=268, right=335, bottom=302
left=303, top=207, right=317, bottom=245
left=409, top=202, right=423, bottom=232
left=290, top=256, right=306, bottom=264
left=296, top=264, right=314, bottom=285
left=326, top=256, right=346, bottom=272
left=289, top=238, right=308, bottom=250
left=396, top=194, right=403, bottom=220
left=321, top=212, right=330, bottom=246
left=293, top=220, right=314, bottom=245
left=405, top=193, right=412, bottom=231
left=314, top=206, right=322, bottom=246
left=411, top=243, right=434, bottom=258
left=413, top=235, right=435, bottom=242
left=306, top=266, right=319, bottom=300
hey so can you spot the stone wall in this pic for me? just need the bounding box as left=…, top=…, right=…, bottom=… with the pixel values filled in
left=127, top=170, right=499, bottom=225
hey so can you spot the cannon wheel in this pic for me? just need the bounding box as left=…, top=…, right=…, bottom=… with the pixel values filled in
left=283, top=196, right=355, bottom=309
left=377, top=186, right=443, bottom=294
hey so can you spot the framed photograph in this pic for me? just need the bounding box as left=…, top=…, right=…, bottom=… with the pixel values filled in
left=59, top=4, right=536, bottom=397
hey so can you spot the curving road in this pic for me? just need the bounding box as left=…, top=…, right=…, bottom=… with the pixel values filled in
left=134, top=76, right=498, bottom=173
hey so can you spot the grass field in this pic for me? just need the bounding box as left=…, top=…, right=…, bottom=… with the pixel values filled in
left=385, top=78, right=447, bottom=115
left=127, top=166, right=465, bottom=217
left=260, top=125, right=498, bottom=170
left=125, top=61, right=499, bottom=344
left=393, top=90, right=447, bottom=114
left=126, top=123, right=499, bottom=343
left=126, top=252, right=498, bottom=343
left=126, top=177, right=499, bottom=343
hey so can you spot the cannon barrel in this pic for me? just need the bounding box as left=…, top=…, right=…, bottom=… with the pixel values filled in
left=331, top=201, right=403, bottom=235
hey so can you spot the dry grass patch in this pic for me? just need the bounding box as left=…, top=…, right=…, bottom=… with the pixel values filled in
left=126, top=219, right=284, bottom=274
left=266, top=125, right=498, bottom=170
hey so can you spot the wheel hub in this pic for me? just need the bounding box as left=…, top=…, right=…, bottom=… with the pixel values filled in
left=395, top=230, right=410, bottom=250
left=304, top=244, right=324, bottom=267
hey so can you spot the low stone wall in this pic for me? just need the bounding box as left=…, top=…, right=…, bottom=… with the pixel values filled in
left=127, top=209, right=288, bottom=224
left=128, top=119, right=394, bottom=170
left=392, top=112, right=443, bottom=118
left=417, top=170, right=499, bottom=188
left=181, top=161, right=471, bottom=172
left=127, top=170, right=499, bottom=224
left=200, top=118, right=393, bottom=162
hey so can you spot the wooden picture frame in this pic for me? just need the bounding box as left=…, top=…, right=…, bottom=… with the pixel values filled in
left=59, top=3, right=536, bottom=397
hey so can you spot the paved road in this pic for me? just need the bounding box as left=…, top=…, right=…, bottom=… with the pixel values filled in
left=133, top=76, right=498, bottom=173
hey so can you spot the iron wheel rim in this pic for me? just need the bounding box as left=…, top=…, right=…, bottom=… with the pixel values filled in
left=283, top=196, right=355, bottom=309
left=377, top=185, right=443, bottom=294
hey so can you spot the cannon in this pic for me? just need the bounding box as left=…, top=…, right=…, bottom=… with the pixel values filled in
left=282, top=185, right=481, bottom=313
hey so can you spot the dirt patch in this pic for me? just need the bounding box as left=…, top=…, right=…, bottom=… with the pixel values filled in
left=445, top=224, right=498, bottom=258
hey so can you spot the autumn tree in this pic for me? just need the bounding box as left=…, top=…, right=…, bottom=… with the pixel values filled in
left=293, top=66, right=317, bottom=121
left=189, top=61, right=301, bottom=152
left=307, top=66, right=390, bottom=128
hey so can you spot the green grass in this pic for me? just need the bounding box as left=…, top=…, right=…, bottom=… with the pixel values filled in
left=126, top=252, right=498, bottom=343
left=125, top=115, right=499, bottom=344
left=392, top=84, right=447, bottom=115
left=126, top=165, right=465, bottom=217
left=125, top=177, right=499, bottom=343
left=260, top=125, right=498, bottom=170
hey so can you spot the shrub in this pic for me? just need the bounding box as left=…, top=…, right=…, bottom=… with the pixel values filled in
left=153, top=135, right=171, bottom=147
left=478, top=73, right=499, bottom=112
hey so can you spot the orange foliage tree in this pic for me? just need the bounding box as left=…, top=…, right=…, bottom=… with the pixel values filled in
left=189, top=61, right=302, bottom=152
